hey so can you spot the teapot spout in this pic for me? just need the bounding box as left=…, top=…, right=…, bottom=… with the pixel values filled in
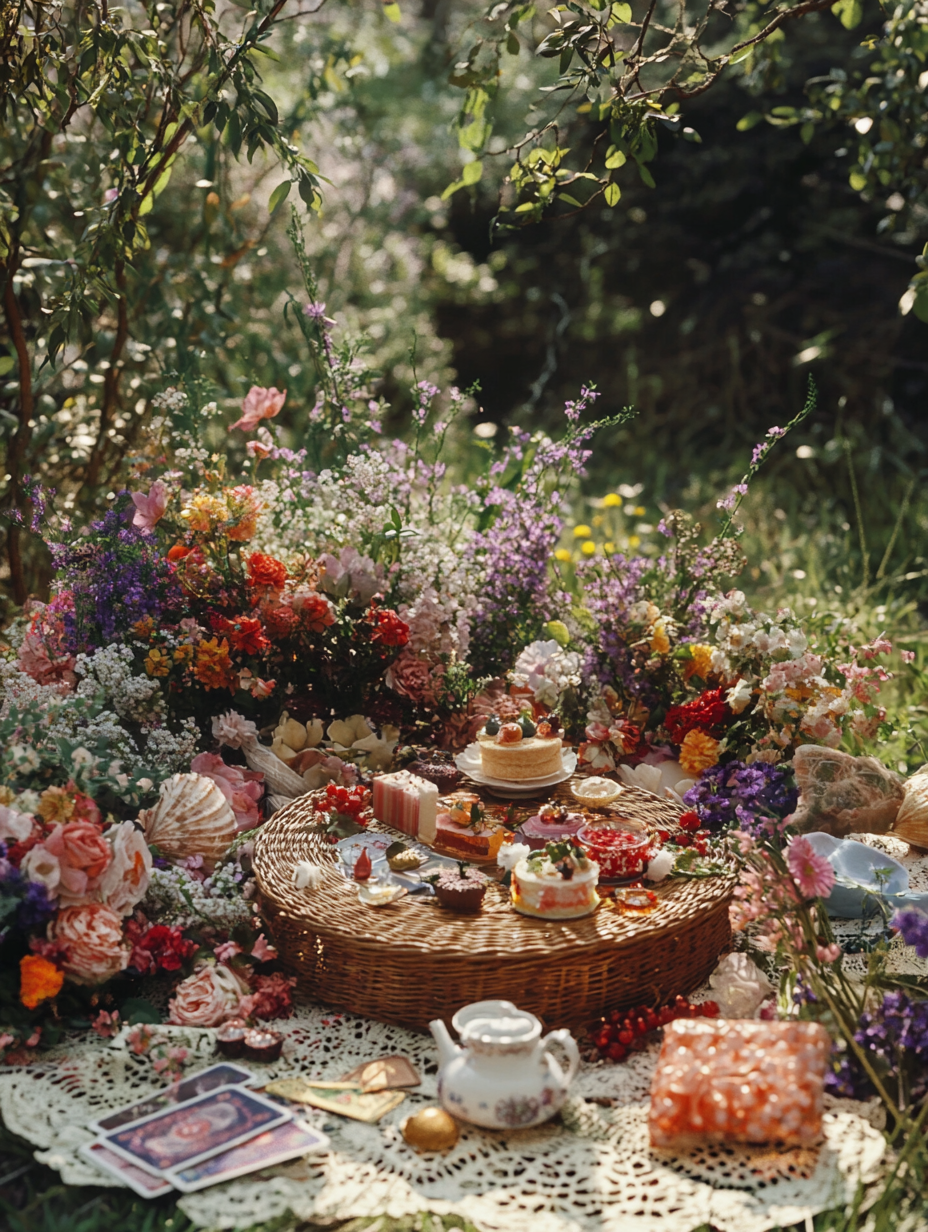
left=429, top=1018, right=462, bottom=1068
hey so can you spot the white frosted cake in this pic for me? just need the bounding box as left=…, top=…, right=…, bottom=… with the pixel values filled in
left=478, top=723, right=564, bottom=781
left=511, top=844, right=600, bottom=919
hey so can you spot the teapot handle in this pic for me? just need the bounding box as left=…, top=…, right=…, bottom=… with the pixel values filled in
left=541, top=1028, right=580, bottom=1087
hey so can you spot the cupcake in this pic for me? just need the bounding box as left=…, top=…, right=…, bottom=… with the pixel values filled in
left=434, top=864, right=488, bottom=913
left=243, top=1027, right=284, bottom=1063
left=407, top=753, right=463, bottom=794
left=216, top=1018, right=248, bottom=1059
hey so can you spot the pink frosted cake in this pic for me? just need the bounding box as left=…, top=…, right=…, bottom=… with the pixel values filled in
left=372, top=771, right=439, bottom=842
left=517, top=803, right=585, bottom=850
left=511, top=843, right=599, bottom=919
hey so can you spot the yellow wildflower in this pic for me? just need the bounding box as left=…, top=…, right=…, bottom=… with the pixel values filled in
left=573, top=524, right=592, bottom=539
left=181, top=493, right=229, bottom=535
left=683, top=643, right=714, bottom=681
left=173, top=643, right=195, bottom=667
left=634, top=505, right=645, bottom=516
left=144, top=647, right=171, bottom=678
left=604, top=542, right=615, bottom=554
left=554, top=548, right=572, bottom=563
left=650, top=622, right=671, bottom=655
left=581, top=541, right=597, bottom=556
left=679, top=730, right=721, bottom=776
left=603, top=493, right=621, bottom=507
left=38, top=785, right=75, bottom=824
left=628, top=535, right=641, bottom=548
left=194, top=637, right=235, bottom=691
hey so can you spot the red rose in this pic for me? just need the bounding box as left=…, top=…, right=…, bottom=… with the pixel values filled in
left=369, top=608, right=409, bottom=647
left=664, top=688, right=729, bottom=744
left=247, top=552, right=287, bottom=592
left=292, top=590, right=336, bottom=635
left=263, top=604, right=296, bottom=639
left=220, top=616, right=270, bottom=655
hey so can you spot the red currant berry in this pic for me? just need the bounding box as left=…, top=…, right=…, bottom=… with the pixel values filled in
left=679, top=811, right=700, bottom=831
left=607, top=1042, right=627, bottom=1062
left=618, top=1030, right=633, bottom=1045
left=700, top=1001, right=719, bottom=1017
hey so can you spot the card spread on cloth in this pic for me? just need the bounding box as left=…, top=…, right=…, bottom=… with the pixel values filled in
left=264, top=1078, right=405, bottom=1122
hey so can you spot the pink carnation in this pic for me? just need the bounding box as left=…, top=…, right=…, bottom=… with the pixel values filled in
left=237, top=972, right=295, bottom=1021
left=190, top=751, right=264, bottom=832
left=786, top=836, right=836, bottom=900
left=17, top=630, right=76, bottom=691
left=385, top=651, right=439, bottom=705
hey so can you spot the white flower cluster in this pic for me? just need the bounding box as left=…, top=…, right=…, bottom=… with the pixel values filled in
left=152, top=387, right=188, bottom=410
left=0, top=661, right=68, bottom=711
left=144, top=719, right=201, bottom=772
left=75, top=645, right=165, bottom=725
left=144, top=865, right=256, bottom=931
left=512, top=639, right=583, bottom=708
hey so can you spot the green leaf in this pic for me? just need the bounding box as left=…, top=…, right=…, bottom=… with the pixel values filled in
left=730, top=46, right=753, bottom=66
left=268, top=180, right=291, bottom=213
left=0, top=357, right=14, bottom=376
left=383, top=1, right=402, bottom=21
left=832, top=0, right=863, bottom=28
left=545, top=619, right=571, bottom=647
left=849, top=170, right=867, bottom=191
left=636, top=161, right=656, bottom=189
left=913, top=282, right=928, bottom=324
left=506, top=31, right=520, bottom=53
left=462, top=159, right=483, bottom=186
left=736, top=111, right=763, bottom=133
left=604, top=181, right=621, bottom=206
left=604, top=146, right=626, bottom=169
left=800, top=121, right=815, bottom=145
left=611, top=1, right=632, bottom=20
left=121, top=997, right=161, bottom=1025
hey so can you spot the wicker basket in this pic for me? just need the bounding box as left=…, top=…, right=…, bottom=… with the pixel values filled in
left=253, top=781, right=735, bottom=1032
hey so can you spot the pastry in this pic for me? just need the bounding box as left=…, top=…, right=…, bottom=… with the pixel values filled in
left=434, top=866, right=488, bottom=913
left=511, top=842, right=599, bottom=919
left=517, top=802, right=586, bottom=850
left=477, top=720, right=564, bottom=781
left=434, top=792, right=505, bottom=861
left=373, top=770, right=439, bottom=843
left=407, top=753, right=463, bottom=794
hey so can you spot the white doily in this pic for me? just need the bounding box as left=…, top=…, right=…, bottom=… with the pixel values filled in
left=0, top=1006, right=886, bottom=1232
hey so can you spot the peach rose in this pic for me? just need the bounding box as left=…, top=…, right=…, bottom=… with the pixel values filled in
left=99, top=821, right=152, bottom=916
left=42, top=820, right=111, bottom=906
left=168, top=963, right=249, bottom=1027
left=51, top=904, right=129, bottom=985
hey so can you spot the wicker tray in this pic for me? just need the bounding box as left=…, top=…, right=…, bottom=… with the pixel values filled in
left=253, top=781, right=735, bottom=1032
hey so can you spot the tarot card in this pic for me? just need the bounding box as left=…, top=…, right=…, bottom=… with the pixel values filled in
left=79, top=1140, right=174, bottom=1198
left=102, top=1087, right=291, bottom=1175
left=166, top=1119, right=328, bottom=1193
left=89, top=1062, right=258, bottom=1133
left=339, top=1055, right=421, bottom=1091
left=265, top=1077, right=406, bottom=1122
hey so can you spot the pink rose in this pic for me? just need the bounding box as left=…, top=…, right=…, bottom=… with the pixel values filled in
left=230, top=386, right=287, bottom=433
left=99, top=821, right=152, bottom=916
left=130, top=479, right=169, bottom=533
left=168, top=963, right=250, bottom=1027
left=385, top=651, right=439, bottom=705
left=190, top=752, right=264, bottom=832
left=42, top=821, right=112, bottom=906
left=51, top=904, right=129, bottom=985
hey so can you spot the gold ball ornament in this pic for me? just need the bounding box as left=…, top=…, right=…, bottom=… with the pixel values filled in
left=402, top=1106, right=460, bottom=1152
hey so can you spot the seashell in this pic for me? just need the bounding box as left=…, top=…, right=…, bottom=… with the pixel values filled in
left=892, top=765, right=928, bottom=849
left=138, top=772, right=236, bottom=869
left=241, top=736, right=308, bottom=799
left=275, top=717, right=308, bottom=752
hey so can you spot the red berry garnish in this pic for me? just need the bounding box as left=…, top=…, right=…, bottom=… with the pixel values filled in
left=679, top=811, right=700, bottom=831
left=607, top=1041, right=627, bottom=1062
left=700, top=1001, right=719, bottom=1017
left=618, top=1029, right=633, bottom=1045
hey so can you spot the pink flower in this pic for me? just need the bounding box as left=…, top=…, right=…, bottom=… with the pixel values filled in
left=190, top=752, right=264, bottom=832
left=0, top=1033, right=13, bottom=1049
left=214, top=940, right=242, bottom=963
left=168, top=963, right=249, bottom=1027
left=99, top=821, right=152, bottom=916
left=237, top=972, right=295, bottom=1021
left=51, top=903, right=129, bottom=985
left=211, top=710, right=258, bottom=750
left=103, top=187, right=118, bottom=204
left=42, top=820, right=112, bottom=906
left=130, top=480, right=169, bottom=533
left=786, top=836, right=836, bottom=900
left=230, top=386, right=287, bottom=433
left=91, top=1009, right=121, bottom=1038
left=250, top=933, right=277, bottom=962
left=385, top=651, right=439, bottom=705
left=17, top=630, right=76, bottom=690
left=816, top=943, right=841, bottom=963
left=0, top=805, right=33, bottom=844
left=127, top=1024, right=154, bottom=1055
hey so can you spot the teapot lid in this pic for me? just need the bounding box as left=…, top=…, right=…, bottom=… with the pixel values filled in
left=453, top=999, right=541, bottom=1045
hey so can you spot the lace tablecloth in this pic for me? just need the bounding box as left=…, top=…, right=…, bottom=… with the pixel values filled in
left=5, top=830, right=927, bottom=1232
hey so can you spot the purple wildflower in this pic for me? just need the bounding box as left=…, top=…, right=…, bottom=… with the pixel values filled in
left=683, top=760, right=797, bottom=836
left=893, top=908, right=928, bottom=958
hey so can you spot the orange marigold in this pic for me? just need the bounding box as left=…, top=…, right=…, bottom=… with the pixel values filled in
left=247, top=552, right=287, bottom=592
left=20, top=955, right=64, bottom=1009
left=679, top=730, right=721, bottom=776
left=193, top=636, right=235, bottom=690
left=144, top=647, right=171, bottom=678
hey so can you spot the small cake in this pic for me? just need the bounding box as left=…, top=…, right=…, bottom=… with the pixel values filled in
left=243, top=1028, right=284, bottom=1063
left=517, top=802, right=586, bottom=850
left=477, top=717, right=564, bottom=782
left=511, top=842, right=599, bottom=919
left=434, top=792, right=505, bottom=861
left=434, top=865, right=488, bottom=913
left=216, top=1018, right=248, bottom=1059
left=407, top=753, right=463, bottom=794
left=373, top=770, right=439, bottom=843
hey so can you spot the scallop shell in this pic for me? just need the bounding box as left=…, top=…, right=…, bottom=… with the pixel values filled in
left=138, top=772, right=236, bottom=869
left=892, top=765, right=928, bottom=849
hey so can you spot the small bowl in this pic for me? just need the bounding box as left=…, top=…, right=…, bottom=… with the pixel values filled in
left=577, top=820, right=653, bottom=880
left=571, top=777, right=623, bottom=808
left=358, top=879, right=408, bottom=907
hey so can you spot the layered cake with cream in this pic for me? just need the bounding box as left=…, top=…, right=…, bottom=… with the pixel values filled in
left=372, top=770, right=438, bottom=843
left=477, top=716, right=564, bottom=782
left=434, top=791, right=505, bottom=861
left=511, top=842, right=599, bottom=920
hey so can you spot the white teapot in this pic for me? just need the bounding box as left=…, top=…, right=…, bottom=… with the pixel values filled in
left=429, top=999, right=580, bottom=1129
